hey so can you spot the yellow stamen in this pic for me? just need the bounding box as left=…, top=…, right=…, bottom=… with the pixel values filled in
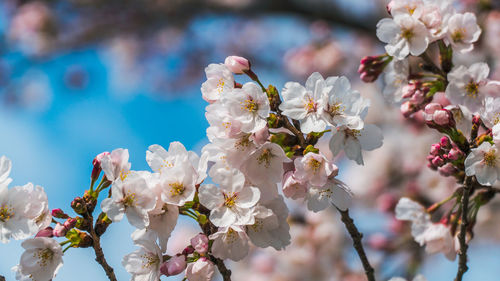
left=257, top=148, right=274, bottom=168
left=401, top=28, right=414, bottom=40
left=451, top=29, right=465, bottom=42
left=169, top=182, right=185, bottom=196
left=484, top=150, right=497, bottom=167
left=465, top=81, right=479, bottom=98
left=0, top=205, right=14, bottom=222
left=241, top=99, right=258, bottom=113
left=223, top=192, right=238, bottom=208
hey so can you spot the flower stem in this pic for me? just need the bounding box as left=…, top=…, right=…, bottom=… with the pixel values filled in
left=455, top=176, right=473, bottom=281
left=338, top=208, right=376, bottom=281
left=89, top=214, right=118, bottom=281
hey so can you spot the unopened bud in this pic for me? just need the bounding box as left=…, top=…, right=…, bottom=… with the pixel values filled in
left=190, top=233, right=209, bottom=254
left=400, top=101, right=416, bottom=118
left=92, top=152, right=109, bottom=181
left=448, top=147, right=464, bottom=161
left=160, top=255, right=187, bottom=276
left=71, top=197, right=87, bottom=215
left=53, top=223, right=67, bottom=237
left=51, top=208, right=69, bottom=219
left=438, top=163, right=457, bottom=177
left=431, top=156, right=445, bottom=167
left=430, top=144, right=441, bottom=156
left=64, top=218, right=77, bottom=230
left=440, top=136, right=451, bottom=149
left=358, top=55, right=390, bottom=83
left=36, top=227, right=54, bottom=238
left=225, top=56, right=250, bottom=74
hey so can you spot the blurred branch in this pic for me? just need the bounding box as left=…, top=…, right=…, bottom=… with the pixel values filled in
left=17, top=0, right=379, bottom=52
left=455, top=176, right=473, bottom=281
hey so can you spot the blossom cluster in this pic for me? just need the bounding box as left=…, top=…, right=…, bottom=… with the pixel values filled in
left=2, top=54, right=384, bottom=281
left=358, top=0, right=500, bottom=278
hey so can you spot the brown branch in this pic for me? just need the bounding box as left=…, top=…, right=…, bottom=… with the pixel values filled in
left=455, top=176, right=473, bottom=281
left=89, top=215, right=118, bottom=281
left=211, top=256, right=232, bottom=281
left=420, top=52, right=447, bottom=78
left=338, top=208, right=376, bottom=281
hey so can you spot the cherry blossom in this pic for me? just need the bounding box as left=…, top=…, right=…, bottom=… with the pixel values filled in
left=293, top=152, right=337, bottom=187
left=209, top=226, right=250, bottom=261
left=185, top=257, right=215, bottom=281
left=122, top=239, right=163, bottom=281
left=101, top=171, right=157, bottom=228
left=101, top=148, right=131, bottom=182
left=465, top=142, right=500, bottom=186
left=201, top=63, right=234, bottom=103
left=157, top=161, right=198, bottom=206
left=306, top=178, right=353, bottom=212
left=329, top=124, right=384, bottom=165
left=376, top=14, right=429, bottom=60
left=12, top=237, right=63, bottom=281
left=240, top=142, right=291, bottom=185
left=383, top=59, right=409, bottom=103
left=199, top=168, right=260, bottom=227
left=445, top=12, right=481, bottom=53
left=279, top=72, right=328, bottom=133
left=222, top=82, right=270, bottom=133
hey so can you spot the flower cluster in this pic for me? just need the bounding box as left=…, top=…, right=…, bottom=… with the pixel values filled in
left=359, top=0, right=500, bottom=279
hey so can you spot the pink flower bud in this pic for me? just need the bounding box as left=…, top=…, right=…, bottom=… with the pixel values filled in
left=440, top=136, right=451, bottom=149
left=182, top=246, right=195, bottom=255
left=224, top=56, right=250, bottom=74
left=433, top=110, right=451, bottom=126
left=431, top=156, right=445, bottom=167
left=53, top=223, right=67, bottom=237
left=438, top=163, right=457, bottom=177
left=160, top=255, right=187, bottom=276
left=425, top=103, right=442, bottom=113
left=400, top=101, right=415, bottom=118
left=51, top=208, right=69, bottom=219
left=410, top=89, right=425, bottom=104
left=282, top=171, right=308, bottom=200
left=402, top=84, right=417, bottom=99
left=360, top=72, right=376, bottom=83
left=92, top=152, right=109, bottom=181
left=190, top=233, right=209, bottom=254
left=430, top=144, right=441, bottom=156
left=36, top=227, right=54, bottom=238
left=64, top=218, right=77, bottom=230
left=448, top=147, right=464, bottom=161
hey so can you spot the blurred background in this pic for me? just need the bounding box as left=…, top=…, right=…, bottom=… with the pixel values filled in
left=1, top=0, right=500, bottom=280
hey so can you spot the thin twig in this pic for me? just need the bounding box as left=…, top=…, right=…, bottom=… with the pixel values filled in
left=338, top=208, right=376, bottom=281
left=211, top=255, right=232, bottom=281
left=89, top=215, right=118, bottom=281
left=455, top=176, right=472, bottom=281
left=420, top=52, right=447, bottom=78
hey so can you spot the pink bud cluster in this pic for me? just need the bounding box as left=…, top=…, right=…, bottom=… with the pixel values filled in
left=423, top=103, right=456, bottom=128
left=36, top=214, right=77, bottom=238
left=400, top=82, right=432, bottom=118
left=160, top=233, right=212, bottom=277
left=427, top=136, right=464, bottom=176
left=358, top=55, right=391, bottom=83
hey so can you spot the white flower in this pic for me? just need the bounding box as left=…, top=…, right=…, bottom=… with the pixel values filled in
left=201, top=63, right=234, bottom=103
left=205, top=102, right=243, bottom=141
left=241, top=142, right=291, bottom=185
left=306, top=178, right=353, bottom=212
left=13, top=237, right=63, bottom=281
left=279, top=72, right=328, bottom=133
left=383, top=59, right=409, bottom=103
left=376, top=14, right=429, bottom=60
left=389, top=274, right=427, bottom=281
left=247, top=196, right=290, bottom=250
left=465, top=142, right=500, bottom=186
left=445, top=12, right=481, bottom=53
left=282, top=171, right=308, bottom=200
left=199, top=168, right=260, bottom=227
left=419, top=0, right=455, bottom=40
left=146, top=142, right=208, bottom=185
left=320, top=76, right=370, bottom=130
left=122, top=239, right=163, bottom=281
left=493, top=124, right=500, bottom=145
left=135, top=197, right=179, bottom=252
left=421, top=223, right=456, bottom=261
left=203, top=134, right=257, bottom=170
left=186, top=257, right=215, bottom=281
left=389, top=0, right=424, bottom=17
left=445, top=63, right=495, bottom=113
left=101, top=148, right=131, bottom=182
left=209, top=226, right=250, bottom=261
left=222, top=82, right=270, bottom=133
left=329, top=124, right=384, bottom=165
left=395, top=197, right=431, bottom=244
left=480, top=96, right=500, bottom=128
left=0, top=183, right=47, bottom=243
left=158, top=161, right=197, bottom=206
left=101, top=172, right=157, bottom=228
left=19, top=183, right=51, bottom=231
left=293, top=152, right=338, bottom=187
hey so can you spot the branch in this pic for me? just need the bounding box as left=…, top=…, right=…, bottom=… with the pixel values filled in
left=0, top=275, right=5, bottom=281
left=455, top=177, right=473, bottom=281
left=338, top=208, right=376, bottom=281
left=420, top=52, right=447, bottom=78
left=211, top=256, right=232, bottom=281
left=89, top=215, right=118, bottom=281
